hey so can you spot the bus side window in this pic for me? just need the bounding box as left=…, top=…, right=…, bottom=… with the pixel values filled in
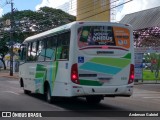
left=45, top=36, right=57, bottom=61
left=27, top=42, right=37, bottom=61
left=30, top=41, right=37, bottom=61
left=19, top=45, right=27, bottom=61
left=37, top=40, right=45, bottom=61
left=27, top=43, right=31, bottom=61
left=56, top=46, right=62, bottom=60
left=56, top=32, right=70, bottom=60
left=61, top=47, right=69, bottom=59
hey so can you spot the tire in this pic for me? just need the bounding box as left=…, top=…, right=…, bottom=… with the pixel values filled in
left=45, top=86, right=53, bottom=103
left=24, top=89, right=31, bottom=94
left=86, top=96, right=102, bottom=104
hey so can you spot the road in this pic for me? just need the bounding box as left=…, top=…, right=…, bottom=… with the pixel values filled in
left=0, top=77, right=160, bottom=120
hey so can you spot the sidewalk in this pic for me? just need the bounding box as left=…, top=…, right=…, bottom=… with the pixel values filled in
left=0, top=69, right=19, bottom=79
left=135, top=79, right=160, bottom=84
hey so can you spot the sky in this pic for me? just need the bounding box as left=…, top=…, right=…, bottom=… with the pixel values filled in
left=0, top=0, right=160, bottom=21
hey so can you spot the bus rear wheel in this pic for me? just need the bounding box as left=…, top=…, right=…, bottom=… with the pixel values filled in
left=86, top=96, right=103, bottom=104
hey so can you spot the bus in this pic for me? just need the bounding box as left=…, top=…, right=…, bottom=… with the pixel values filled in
left=19, top=21, right=134, bottom=104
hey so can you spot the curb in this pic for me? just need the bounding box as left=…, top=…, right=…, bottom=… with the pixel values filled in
left=134, top=82, right=160, bottom=85
left=0, top=76, right=19, bottom=79
left=0, top=73, right=19, bottom=79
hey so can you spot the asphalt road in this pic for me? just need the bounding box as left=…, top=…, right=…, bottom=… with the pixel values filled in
left=0, top=77, right=160, bottom=120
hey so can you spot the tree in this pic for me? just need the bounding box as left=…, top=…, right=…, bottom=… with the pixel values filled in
left=0, top=7, right=76, bottom=42
left=144, top=53, right=160, bottom=78
left=0, top=7, right=76, bottom=69
left=0, top=45, right=9, bottom=70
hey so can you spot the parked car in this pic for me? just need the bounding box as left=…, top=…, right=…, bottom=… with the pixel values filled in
left=142, top=62, right=151, bottom=69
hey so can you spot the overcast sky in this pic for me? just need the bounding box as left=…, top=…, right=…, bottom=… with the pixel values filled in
left=0, top=0, right=160, bottom=21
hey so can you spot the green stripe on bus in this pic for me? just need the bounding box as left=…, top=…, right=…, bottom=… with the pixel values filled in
left=90, top=58, right=130, bottom=68
left=79, top=79, right=102, bottom=86
left=122, top=53, right=131, bottom=59
left=36, top=64, right=46, bottom=71
left=55, top=61, right=59, bottom=78
left=51, top=61, right=58, bottom=88
left=35, top=72, right=45, bottom=78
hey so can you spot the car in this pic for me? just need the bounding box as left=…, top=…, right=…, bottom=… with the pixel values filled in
left=143, top=63, right=151, bottom=69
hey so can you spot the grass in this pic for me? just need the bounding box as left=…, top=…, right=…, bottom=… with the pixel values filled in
left=143, top=69, right=160, bottom=81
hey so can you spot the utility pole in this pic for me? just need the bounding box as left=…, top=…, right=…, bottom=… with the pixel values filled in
left=7, top=0, right=14, bottom=76
left=10, top=0, right=14, bottom=76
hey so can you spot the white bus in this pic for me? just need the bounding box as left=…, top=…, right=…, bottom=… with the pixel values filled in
left=19, top=21, right=134, bottom=104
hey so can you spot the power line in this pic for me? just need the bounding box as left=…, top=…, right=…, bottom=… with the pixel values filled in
left=59, top=0, right=119, bottom=14
left=0, top=0, right=109, bottom=21
left=0, top=0, right=121, bottom=28
left=0, top=1, right=7, bottom=8
left=25, top=0, right=132, bottom=27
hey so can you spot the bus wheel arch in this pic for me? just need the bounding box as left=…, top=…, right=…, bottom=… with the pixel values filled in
left=20, top=78, right=31, bottom=94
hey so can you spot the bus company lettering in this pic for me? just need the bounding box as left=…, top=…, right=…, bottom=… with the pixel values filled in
left=92, top=32, right=113, bottom=42
left=11, top=112, right=42, bottom=117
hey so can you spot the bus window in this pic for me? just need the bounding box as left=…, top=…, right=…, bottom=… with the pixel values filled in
left=45, top=36, right=57, bottom=61
left=56, top=46, right=62, bottom=60
left=30, top=41, right=37, bottom=61
left=56, top=32, right=70, bottom=60
left=19, top=45, right=27, bottom=61
left=37, top=40, right=45, bottom=61
left=61, top=46, right=69, bottom=59
left=27, top=43, right=31, bottom=61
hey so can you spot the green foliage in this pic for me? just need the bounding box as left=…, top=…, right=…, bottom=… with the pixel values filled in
left=143, top=70, right=160, bottom=80
left=144, top=53, right=160, bottom=78
left=0, top=7, right=76, bottom=56
left=0, top=45, right=9, bottom=55
left=144, top=53, right=159, bottom=63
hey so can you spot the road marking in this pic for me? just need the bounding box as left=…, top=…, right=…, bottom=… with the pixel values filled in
left=2, top=91, right=20, bottom=95
left=143, top=97, right=160, bottom=99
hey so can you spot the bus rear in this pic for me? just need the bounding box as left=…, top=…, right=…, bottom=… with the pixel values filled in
left=70, top=22, right=134, bottom=103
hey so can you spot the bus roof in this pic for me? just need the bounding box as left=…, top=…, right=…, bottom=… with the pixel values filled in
left=24, top=22, right=76, bottom=43
left=23, top=21, right=131, bottom=43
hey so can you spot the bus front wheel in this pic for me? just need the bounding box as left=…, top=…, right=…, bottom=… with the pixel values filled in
left=45, top=87, right=53, bottom=103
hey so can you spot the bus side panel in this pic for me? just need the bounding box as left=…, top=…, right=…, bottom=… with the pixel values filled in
left=51, top=61, right=72, bottom=97
left=19, top=63, right=37, bottom=92
left=20, top=62, right=57, bottom=94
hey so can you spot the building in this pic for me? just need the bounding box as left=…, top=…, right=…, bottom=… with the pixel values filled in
left=77, top=0, right=110, bottom=21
